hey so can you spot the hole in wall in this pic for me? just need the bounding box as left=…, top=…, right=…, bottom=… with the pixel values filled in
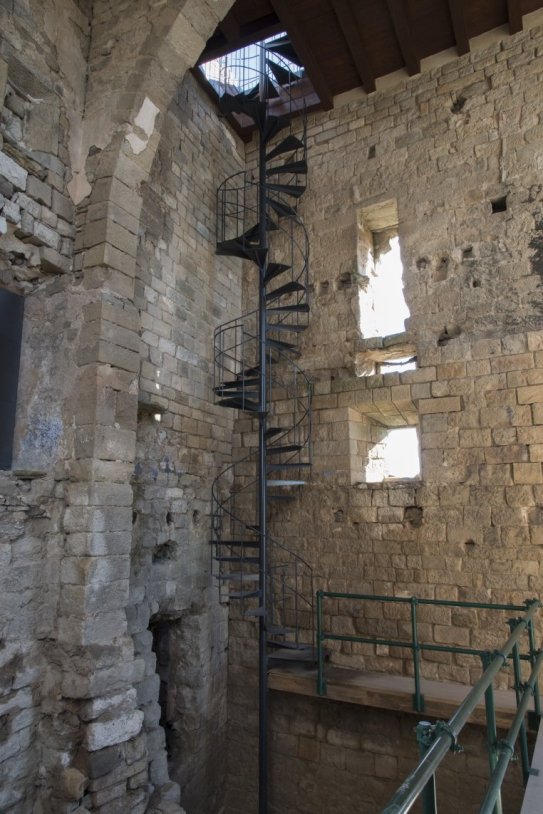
left=416, top=257, right=429, bottom=271
left=472, top=279, right=481, bottom=288
left=153, top=541, right=175, bottom=562
left=319, top=281, right=329, bottom=295
left=433, top=256, right=449, bottom=282
left=132, top=511, right=138, bottom=525
left=437, top=325, right=462, bottom=346
left=150, top=619, right=175, bottom=760
left=336, top=273, right=352, bottom=290
left=491, top=196, right=507, bottom=214
left=462, top=246, right=474, bottom=261
left=368, top=145, right=376, bottom=159
left=404, top=506, right=423, bottom=528
left=451, top=95, right=466, bottom=113
left=334, top=509, right=344, bottom=523
left=166, top=511, right=173, bottom=525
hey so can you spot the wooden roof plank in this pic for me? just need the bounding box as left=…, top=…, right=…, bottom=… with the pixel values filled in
left=386, top=0, right=421, bottom=76
left=507, top=0, right=524, bottom=33
left=447, top=0, right=470, bottom=55
left=269, top=0, right=335, bottom=109
left=331, top=0, right=376, bottom=93
left=219, top=9, right=241, bottom=43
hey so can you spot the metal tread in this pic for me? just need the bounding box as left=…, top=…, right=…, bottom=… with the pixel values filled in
left=266, top=281, right=306, bottom=302
left=266, top=479, right=306, bottom=486
left=265, top=182, right=306, bottom=199
left=265, top=135, right=304, bottom=162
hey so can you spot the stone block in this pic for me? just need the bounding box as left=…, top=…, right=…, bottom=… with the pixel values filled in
left=27, top=175, right=52, bottom=207
left=0, top=151, right=27, bottom=190
left=39, top=246, right=71, bottom=274
left=418, top=396, right=463, bottom=414
left=85, top=710, right=144, bottom=752
left=0, top=58, right=7, bottom=105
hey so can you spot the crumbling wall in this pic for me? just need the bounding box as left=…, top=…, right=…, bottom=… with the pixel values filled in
left=227, top=22, right=543, bottom=814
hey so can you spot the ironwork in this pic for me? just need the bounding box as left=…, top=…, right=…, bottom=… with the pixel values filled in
left=210, top=35, right=312, bottom=813
left=376, top=599, right=542, bottom=814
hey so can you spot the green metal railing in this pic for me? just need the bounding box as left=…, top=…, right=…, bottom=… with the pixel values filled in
left=315, top=591, right=543, bottom=814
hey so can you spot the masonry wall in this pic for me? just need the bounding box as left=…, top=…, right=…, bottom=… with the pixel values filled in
left=0, top=0, right=240, bottom=811
left=130, top=72, right=244, bottom=813
left=227, top=22, right=543, bottom=813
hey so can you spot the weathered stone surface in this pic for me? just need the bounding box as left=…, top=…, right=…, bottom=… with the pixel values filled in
left=85, top=711, right=144, bottom=751
left=0, top=150, right=27, bottom=190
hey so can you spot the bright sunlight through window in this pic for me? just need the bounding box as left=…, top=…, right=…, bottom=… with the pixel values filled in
left=359, top=235, right=410, bottom=339
left=365, top=427, right=420, bottom=483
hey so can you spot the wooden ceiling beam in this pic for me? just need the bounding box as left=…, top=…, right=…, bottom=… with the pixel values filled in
left=269, top=0, right=335, bottom=110
left=386, top=0, right=420, bottom=76
left=331, top=0, right=376, bottom=94
left=447, top=0, right=470, bottom=55
left=507, top=0, right=524, bottom=33
left=218, top=10, right=241, bottom=43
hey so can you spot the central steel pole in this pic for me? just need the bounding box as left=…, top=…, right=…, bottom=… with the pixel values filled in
left=257, top=43, right=269, bottom=814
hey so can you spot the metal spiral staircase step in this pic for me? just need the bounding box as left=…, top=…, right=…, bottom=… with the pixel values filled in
left=267, top=463, right=311, bottom=472
left=216, top=239, right=267, bottom=265
left=267, top=303, right=309, bottom=313
left=262, top=115, right=289, bottom=144
left=216, top=397, right=259, bottom=411
left=266, top=479, right=306, bottom=487
left=266, top=444, right=303, bottom=455
left=265, top=338, right=300, bottom=355
left=230, top=590, right=260, bottom=600
left=266, top=57, right=297, bottom=88
left=266, top=135, right=304, bottom=162
left=265, top=197, right=300, bottom=221
left=267, top=323, right=307, bottom=333
left=265, top=36, right=304, bottom=69
left=215, top=377, right=260, bottom=390
left=212, top=540, right=260, bottom=549
left=265, top=182, right=306, bottom=199
left=219, top=94, right=266, bottom=126
left=217, top=572, right=259, bottom=582
left=264, top=262, right=292, bottom=285
left=266, top=160, right=307, bottom=176
left=267, top=646, right=318, bottom=663
left=265, top=281, right=306, bottom=302
left=215, top=556, right=260, bottom=564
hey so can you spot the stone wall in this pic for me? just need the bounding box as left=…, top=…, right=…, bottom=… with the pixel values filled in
left=227, top=21, right=543, bottom=814
left=130, top=71, right=244, bottom=813
left=0, top=1, right=239, bottom=812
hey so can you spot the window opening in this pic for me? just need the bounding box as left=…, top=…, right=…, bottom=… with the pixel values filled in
left=359, top=231, right=409, bottom=339
left=365, top=426, right=420, bottom=483
left=377, top=355, right=417, bottom=374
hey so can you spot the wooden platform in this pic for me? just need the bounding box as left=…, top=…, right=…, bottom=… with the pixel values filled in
left=269, top=663, right=531, bottom=729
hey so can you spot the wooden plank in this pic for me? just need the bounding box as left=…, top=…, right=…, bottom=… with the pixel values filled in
left=219, top=10, right=241, bottom=43
left=269, top=0, right=335, bottom=109
left=507, top=0, right=524, bottom=33
left=447, top=0, right=470, bottom=55
left=269, top=664, right=530, bottom=730
left=331, top=0, right=376, bottom=94
left=386, top=0, right=421, bottom=76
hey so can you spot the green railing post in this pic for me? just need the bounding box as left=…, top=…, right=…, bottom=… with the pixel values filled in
left=479, top=649, right=543, bottom=814
left=416, top=722, right=438, bottom=814
left=411, top=596, right=425, bottom=712
left=481, top=653, right=502, bottom=814
left=508, top=621, right=531, bottom=784
left=527, top=618, right=542, bottom=724
left=317, top=590, right=326, bottom=696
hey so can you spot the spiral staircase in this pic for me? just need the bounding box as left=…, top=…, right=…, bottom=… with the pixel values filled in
left=209, top=35, right=314, bottom=811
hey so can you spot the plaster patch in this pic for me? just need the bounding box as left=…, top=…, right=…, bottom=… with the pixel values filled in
left=125, top=97, right=160, bottom=155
